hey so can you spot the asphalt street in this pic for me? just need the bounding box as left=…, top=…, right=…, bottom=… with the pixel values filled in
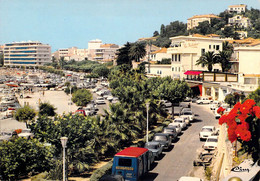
left=142, top=102, right=218, bottom=181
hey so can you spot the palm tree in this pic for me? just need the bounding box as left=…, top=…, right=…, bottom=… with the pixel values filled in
left=222, top=41, right=234, bottom=56
left=196, top=51, right=218, bottom=72
left=129, top=42, right=146, bottom=62
left=216, top=51, right=232, bottom=72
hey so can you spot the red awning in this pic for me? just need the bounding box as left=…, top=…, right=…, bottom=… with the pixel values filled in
left=184, top=71, right=202, bottom=75
left=6, top=84, right=19, bottom=87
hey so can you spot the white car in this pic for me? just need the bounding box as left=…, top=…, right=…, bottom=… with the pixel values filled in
left=180, top=110, right=194, bottom=122
left=210, top=101, right=220, bottom=110
left=196, top=97, right=212, bottom=104
left=107, top=96, right=114, bottom=102
left=173, top=117, right=187, bottom=130
left=203, top=136, right=218, bottom=150
left=199, top=126, right=217, bottom=141
left=95, top=97, right=106, bottom=105
left=168, top=122, right=182, bottom=135
left=18, top=129, right=34, bottom=139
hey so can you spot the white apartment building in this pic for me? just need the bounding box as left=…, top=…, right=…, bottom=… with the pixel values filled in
left=88, top=39, right=119, bottom=62
left=3, top=41, right=51, bottom=67
left=187, top=14, right=220, bottom=30
left=53, top=47, right=88, bottom=61
left=145, top=34, right=224, bottom=79
left=150, top=48, right=172, bottom=62
left=228, top=4, right=247, bottom=13
left=228, top=15, right=251, bottom=28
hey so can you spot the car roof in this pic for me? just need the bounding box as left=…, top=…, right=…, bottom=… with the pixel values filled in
left=202, top=126, right=215, bottom=129
left=207, top=136, right=218, bottom=139
left=146, top=141, right=160, bottom=145
left=154, top=133, right=169, bottom=136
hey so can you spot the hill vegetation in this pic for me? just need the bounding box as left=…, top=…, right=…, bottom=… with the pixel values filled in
left=152, top=7, right=260, bottom=47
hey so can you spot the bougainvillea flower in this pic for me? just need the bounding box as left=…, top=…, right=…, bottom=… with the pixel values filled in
left=226, top=111, right=237, bottom=121
left=243, top=99, right=256, bottom=107
left=240, top=121, right=249, bottom=130
left=233, top=102, right=242, bottom=110
left=227, top=119, right=237, bottom=130
left=228, top=129, right=237, bottom=143
left=253, top=106, right=260, bottom=118
left=219, top=114, right=227, bottom=125
left=217, top=107, right=225, bottom=114
left=240, top=130, right=251, bottom=142
left=237, top=113, right=248, bottom=122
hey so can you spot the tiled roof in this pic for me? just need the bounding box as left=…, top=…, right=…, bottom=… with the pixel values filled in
left=188, top=14, right=220, bottom=20
left=151, top=48, right=168, bottom=54
left=100, top=44, right=115, bottom=48
left=229, top=4, right=246, bottom=8
left=191, top=34, right=209, bottom=38
left=138, top=37, right=158, bottom=41
left=228, top=38, right=260, bottom=46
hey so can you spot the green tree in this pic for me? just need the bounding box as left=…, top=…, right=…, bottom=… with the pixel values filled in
left=158, top=79, right=190, bottom=118
left=153, top=31, right=159, bottom=37
left=216, top=51, right=232, bottom=72
left=247, top=87, right=260, bottom=106
left=129, top=42, right=146, bottom=62
left=0, top=138, right=54, bottom=180
left=196, top=51, right=218, bottom=72
left=72, top=89, right=92, bottom=106
left=59, top=57, right=66, bottom=69
left=15, top=105, right=36, bottom=127
left=39, top=102, right=56, bottom=116
left=222, top=41, right=234, bottom=56
left=92, top=66, right=110, bottom=78
left=116, top=42, right=132, bottom=66
left=160, top=24, right=166, bottom=36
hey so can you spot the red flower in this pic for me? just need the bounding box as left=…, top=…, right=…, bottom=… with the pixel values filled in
left=243, top=99, right=256, bottom=108
left=217, top=107, right=225, bottom=114
left=227, top=119, right=237, bottom=130
left=233, top=102, right=242, bottom=110
left=240, top=121, right=249, bottom=130
left=240, top=130, right=251, bottom=142
left=237, top=113, right=248, bottom=122
left=219, top=114, right=227, bottom=125
left=253, top=106, right=260, bottom=118
left=228, top=129, right=237, bottom=143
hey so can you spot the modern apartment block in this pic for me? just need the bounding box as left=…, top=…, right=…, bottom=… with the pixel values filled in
left=88, top=39, right=119, bottom=62
left=53, top=47, right=88, bottom=61
left=187, top=14, right=220, bottom=30
left=228, top=4, right=247, bottom=13
left=3, top=41, right=51, bottom=66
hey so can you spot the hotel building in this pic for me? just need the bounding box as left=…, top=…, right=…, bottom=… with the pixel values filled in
left=3, top=41, right=51, bottom=66
left=187, top=14, right=220, bottom=30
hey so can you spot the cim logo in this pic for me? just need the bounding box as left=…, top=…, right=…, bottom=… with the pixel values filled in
left=231, top=166, right=250, bottom=173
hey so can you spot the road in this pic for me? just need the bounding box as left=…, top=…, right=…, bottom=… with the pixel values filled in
left=143, top=102, right=218, bottom=181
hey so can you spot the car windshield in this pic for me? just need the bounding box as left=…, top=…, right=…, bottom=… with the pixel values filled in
left=207, top=138, right=218, bottom=142
left=146, top=144, right=159, bottom=149
left=183, top=112, right=192, bottom=115
left=201, top=128, right=213, bottom=132
left=154, top=136, right=167, bottom=141
left=175, top=120, right=182, bottom=123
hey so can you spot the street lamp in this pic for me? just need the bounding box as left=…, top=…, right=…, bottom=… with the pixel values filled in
left=69, top=86, right=72, bottom=113
left=146, top=102, right=150, bottom=143
left=60, top=137, right=68, bottom=181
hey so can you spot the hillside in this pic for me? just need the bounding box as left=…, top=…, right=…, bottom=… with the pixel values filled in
left=151, top=7, right=260, bottom=47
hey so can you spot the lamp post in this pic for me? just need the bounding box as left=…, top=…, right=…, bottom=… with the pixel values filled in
left=146, top=102, right=150, bottom=143
left=60, top=137, right=68, bottom=181
left=69, top=86, right=72, bottom=113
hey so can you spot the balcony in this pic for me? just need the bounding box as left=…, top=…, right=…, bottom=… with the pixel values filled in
left=231, top=83, right=259, bottom=92
left=167, top=47, right=197, bottom=54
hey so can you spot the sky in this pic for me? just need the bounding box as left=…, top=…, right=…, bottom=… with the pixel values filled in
left=0, top=0, right=260, bottom=52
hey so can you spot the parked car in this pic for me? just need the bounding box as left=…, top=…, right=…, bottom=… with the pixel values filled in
left=161, top=100, right=172, bottom=108
left=152, top=133, right=172, bottom=150
left=0, top=131, right=17, bottom=142
left=214, top=109, right=221, bottom=119
left=180, top=107, right=192, bottom=114
left=144, top=141, right=163, bottom=159
left=191, top=97, right=199, bottom=103
left=168, top=123, right=182, bottom=135
left=18, top=129, right=34, bottom=139
left=196, top=97, right=212, bottom=104
left=193, top=151, right=214, bottom=166
left=203, top=136, right=218, bottom=150
left=173, top=117, right=187, bottom=130
left=180, top=110, right=194, bottom=123
left=210, top=101, right=220, bottom=110
left=199, top=126, right=217, bottom=141
left=96, top=97, right=106, bottom=104
left=163, top=127, right=178, bottom=142
left=107, top=95, right=114, bottom=102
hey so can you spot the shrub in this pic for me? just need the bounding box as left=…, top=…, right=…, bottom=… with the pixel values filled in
left=90, top=161, right=113, bottom=181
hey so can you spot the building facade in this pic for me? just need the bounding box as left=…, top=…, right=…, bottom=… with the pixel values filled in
left=187, top=14, right=220, bottom=30
left=3, top=41, right=51, bottom=67
left=53, top=47, right=88, bottom=61
left=228, top=15, right=251, bottom=28
left=228, top=4, right=247, bottom=13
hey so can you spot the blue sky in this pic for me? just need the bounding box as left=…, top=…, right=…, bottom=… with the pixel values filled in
left=0, top=0, right=259, bottom=51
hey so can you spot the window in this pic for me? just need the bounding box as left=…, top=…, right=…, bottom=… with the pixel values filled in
left=178, top=54, right=181, bottom=62
left=172, top=54, right=174, bottom=62
left=213, top=45, right=215, bottom=49
left=201, top=49, right=205, bottom=55
left=244, top=78, right=256, bottom=84
left=179, top=67, right=181, bottom=72
left=175, top=54, right=177, bottom=62
left=172, top=67, right=174, bottom=71
left=209, top=45, right=211, bottom=49
left=160, top=70, right=162, bottom=74
left=175, top=67, right=178, bottom=71
left=216, top=45, right=220, bottom=50
left=118, top=158, right=132, bottom=167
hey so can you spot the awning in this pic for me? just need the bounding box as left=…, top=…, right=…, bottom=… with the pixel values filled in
left=184, top=71, right=202, bottom=75
left=6, top=84, right=19, bottom=87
